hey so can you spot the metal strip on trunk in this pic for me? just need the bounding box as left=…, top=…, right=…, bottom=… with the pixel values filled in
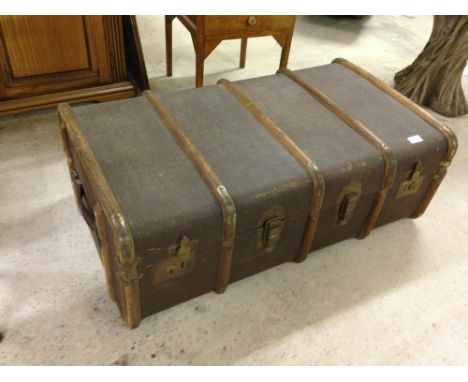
left=332, top=58, right=458, bottom=218
left=217, top=79, right=324, bottom=263
left=143, top=91, right=237, bottom=294
left=279, top=68, right=397, bottom=239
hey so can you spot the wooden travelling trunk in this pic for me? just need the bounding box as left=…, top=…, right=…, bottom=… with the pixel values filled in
left=58, top=58, right=457, bottom=328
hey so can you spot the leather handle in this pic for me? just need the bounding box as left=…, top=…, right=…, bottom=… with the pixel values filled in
left=70, top=169, right=95, bottom=229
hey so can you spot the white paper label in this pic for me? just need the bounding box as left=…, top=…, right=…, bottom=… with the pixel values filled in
left=407, top=135, right=423, bottom=144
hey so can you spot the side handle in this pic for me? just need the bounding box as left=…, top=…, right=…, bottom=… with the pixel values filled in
left=70, top=169, right=96, bottom=229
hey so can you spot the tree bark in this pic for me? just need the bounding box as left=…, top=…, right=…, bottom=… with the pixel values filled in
left=394, top=16, right=468, bottom=117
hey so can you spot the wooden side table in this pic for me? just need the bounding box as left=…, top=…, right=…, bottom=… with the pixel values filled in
left=165, top=15, right=296, bottom=87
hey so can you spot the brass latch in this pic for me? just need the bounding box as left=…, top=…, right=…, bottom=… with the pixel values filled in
left=397, top=162, right=425, bottom=198
left=262, top=217, right=284, bottom=252
left=256, top=206, right=286, bottom=253
left=336, top=181, right=362, bottom=225
left=152, top=236, right=195, bottom=284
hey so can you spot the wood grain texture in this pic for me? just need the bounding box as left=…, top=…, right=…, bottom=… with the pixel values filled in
left=203, top=15, right=295, bottom=35
left=0, top=82, right=135, bottom=116
left=0, top=16, right=143, bottom=114
left=0, top=16, right=89, bottom=78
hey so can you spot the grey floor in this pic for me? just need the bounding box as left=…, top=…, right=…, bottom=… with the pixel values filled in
left=0, top=16, right=467, bottom=365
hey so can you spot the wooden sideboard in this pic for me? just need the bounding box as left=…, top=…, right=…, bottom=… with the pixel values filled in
left=0, top=16, right=149, bottom=115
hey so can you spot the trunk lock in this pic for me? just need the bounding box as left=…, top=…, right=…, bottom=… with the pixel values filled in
left=397, top=161, right=425, bottom=198
left=257, top=206, right=286, bottom=252
left=336, top=181, right=362, bottom=225
left=262, top=217, right=284, bottom=252
left=152, top=236, right=195, bottom=284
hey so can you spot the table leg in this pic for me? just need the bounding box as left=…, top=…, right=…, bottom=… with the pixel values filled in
left=240, top=37, right=247, bottom=68
left=394, top=16, right=468, bottom=117
left=195, top=45, right=205, bottom=87
left=279, top=32, right=293, bottom=69
left=165, top=16, right=173, bottom=77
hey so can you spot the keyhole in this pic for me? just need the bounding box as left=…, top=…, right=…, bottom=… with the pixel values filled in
left=338, top=195, right=350, bottom=222
left=408, top=162, right=421, bottom=180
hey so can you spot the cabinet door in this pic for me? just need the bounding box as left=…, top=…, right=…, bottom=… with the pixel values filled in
left=0, top=16, right=120, bottom=99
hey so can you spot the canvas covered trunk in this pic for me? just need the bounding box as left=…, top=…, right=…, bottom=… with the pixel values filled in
left=58, top=58, right=457, bottom=328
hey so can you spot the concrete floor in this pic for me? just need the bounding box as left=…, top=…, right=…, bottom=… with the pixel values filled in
left=0, top=16, right=467, bottom=365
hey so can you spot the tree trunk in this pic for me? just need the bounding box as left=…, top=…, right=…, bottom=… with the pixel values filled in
left=394, top=16, right=468, bottom=117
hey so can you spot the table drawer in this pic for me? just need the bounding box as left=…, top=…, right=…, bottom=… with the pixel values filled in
left=204, top=15, right=295, bottom=36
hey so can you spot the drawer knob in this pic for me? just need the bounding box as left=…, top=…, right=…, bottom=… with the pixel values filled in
left=247, top=16, right=256, bottom=26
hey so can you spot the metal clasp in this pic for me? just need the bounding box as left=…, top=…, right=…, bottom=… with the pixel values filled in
left=152, top=236, right=195, bottom=284
left=397, top=161, right=425, bottom=198
left=262, top=217, right=284, bottom=252
left=257, top=206, right=286, bottom=253
left=336, top=181, right=362, bottom=225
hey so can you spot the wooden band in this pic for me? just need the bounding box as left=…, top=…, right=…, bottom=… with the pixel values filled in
left=59, top=116, right=85, bottom=220
left=332, top=57, right=458, bottom=218
left=218, top=79, right=324, bottom=263
left=94, top=203, right=117, bottom=302
left=279, top=68, right=397, bottom=238
left=58, top=103, right=141, bottom=328
left=143, top=91, right=237, bottom=294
